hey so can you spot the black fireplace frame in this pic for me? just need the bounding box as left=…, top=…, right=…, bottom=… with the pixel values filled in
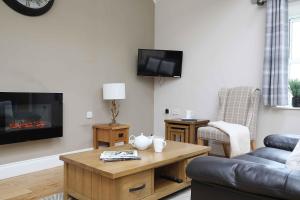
left=0, top=92, right=63, bottom=145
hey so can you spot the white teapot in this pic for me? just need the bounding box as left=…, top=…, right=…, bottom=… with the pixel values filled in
left=129, top=133, right=153, bottom=150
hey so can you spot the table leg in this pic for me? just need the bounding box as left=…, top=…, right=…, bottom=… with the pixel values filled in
left=64, top=192, right=70, bottom=200
left=64, top=164, right=69, bottom=200
left=93, top=128, right=98, bottom=149
left=190, top=125, right=196, bottom=144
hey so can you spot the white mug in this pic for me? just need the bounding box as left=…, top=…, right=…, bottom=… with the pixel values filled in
left=153, top=138, right=167, bottom=153
left=185, top=110, right=192, bottom=119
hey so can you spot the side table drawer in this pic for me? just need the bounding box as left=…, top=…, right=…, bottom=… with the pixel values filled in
left=112, top=129, right=128, bottom=143
left=116, top=170, right=153, bottom=200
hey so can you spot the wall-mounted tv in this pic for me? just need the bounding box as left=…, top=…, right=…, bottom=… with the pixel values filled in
left=137, top=49, right=183, bottom=78
left=0, top=92, right=63, bottom=145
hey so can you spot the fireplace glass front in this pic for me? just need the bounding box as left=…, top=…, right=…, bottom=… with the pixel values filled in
left=0, top=92, right=63, bottom=145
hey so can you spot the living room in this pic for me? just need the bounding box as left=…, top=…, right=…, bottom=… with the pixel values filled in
left=0, top=0, right=300, bottom=199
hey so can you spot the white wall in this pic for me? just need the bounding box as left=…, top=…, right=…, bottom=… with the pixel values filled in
left=154, top=0, right=300, bottom=152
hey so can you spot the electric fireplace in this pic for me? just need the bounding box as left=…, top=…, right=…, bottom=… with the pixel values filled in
left=0, top=92, right=63, bottom=145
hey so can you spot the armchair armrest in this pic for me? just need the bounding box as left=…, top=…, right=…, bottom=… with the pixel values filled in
left=264, top=134, right=300, bottom=152
left=186, top=156, right=300, bottom=200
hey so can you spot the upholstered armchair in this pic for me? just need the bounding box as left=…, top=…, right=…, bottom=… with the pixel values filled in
left=198, top=87, right=260, bottom=157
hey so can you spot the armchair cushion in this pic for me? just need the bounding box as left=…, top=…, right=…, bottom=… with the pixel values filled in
left=264, top=134, right=300, bottom=152
left=198, top=126, right=257, bottom=142
left=198, top=126, right=230, bottom=142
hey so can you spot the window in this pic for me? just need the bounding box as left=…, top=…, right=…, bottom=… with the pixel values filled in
left=289, top=18, right=300, bottom=81
left=287, top=2, right=300, bottom=108
left=288, top=16, right=300, bottom=107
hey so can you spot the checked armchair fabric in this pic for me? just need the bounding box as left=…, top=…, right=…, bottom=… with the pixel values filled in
left=198, top=87, right=260, bottom=157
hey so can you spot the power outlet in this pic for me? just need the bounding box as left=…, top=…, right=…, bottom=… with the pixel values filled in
left=86, top=111, right=93, bottom=119
left=165, top=108, right=170, bottom=114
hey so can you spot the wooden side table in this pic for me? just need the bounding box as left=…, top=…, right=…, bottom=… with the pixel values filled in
left=165, top=119, right=209, bottom=144
left=92, top=124, right=130, bottom=149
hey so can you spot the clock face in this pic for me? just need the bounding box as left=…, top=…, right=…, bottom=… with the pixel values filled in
left=3, top=0, right=55, bottom=16
left=16, top=0, right=51, bottom=9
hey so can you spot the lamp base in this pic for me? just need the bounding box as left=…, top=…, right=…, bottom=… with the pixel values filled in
left=110, top=100, right=119, bottom=125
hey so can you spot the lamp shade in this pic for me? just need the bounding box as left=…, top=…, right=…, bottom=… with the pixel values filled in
left=103, top=83, right=126, bottom=100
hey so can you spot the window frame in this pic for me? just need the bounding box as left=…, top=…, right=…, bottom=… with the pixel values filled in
left=279, top=16, right=300, bottom=108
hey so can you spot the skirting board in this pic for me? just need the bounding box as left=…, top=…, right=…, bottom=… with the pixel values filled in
left=0, top=147, right=93, bottom=180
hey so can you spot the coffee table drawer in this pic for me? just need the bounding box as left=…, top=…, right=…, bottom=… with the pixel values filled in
left=116, top=170, right=153, bottom=200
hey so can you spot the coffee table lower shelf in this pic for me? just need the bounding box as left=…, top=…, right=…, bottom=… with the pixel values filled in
left=150, top=178, right=191, bottom=200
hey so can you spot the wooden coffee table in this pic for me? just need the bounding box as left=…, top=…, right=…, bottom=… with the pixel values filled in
left=60, top=141, right=210, bottom=200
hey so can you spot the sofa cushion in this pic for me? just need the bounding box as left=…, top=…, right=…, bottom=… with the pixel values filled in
left=234, top=154, right=286, bottom=168
left=187, top=156, right=299, bottom=200
left=285, top=170, right=300, bottom=199
left=249, top=147, right=290, bottom=164
left=264, top=134, right=300, bottom=152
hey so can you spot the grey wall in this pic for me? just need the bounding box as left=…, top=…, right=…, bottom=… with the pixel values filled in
left=0, top=0, right=154, bottom=164
left=154, top=0, right=300, bottom=153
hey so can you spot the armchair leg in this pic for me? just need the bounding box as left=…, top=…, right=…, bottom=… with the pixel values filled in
left=222, top=143, right=230, bottom=158
left=198, top=138, right=208, bottom=146
left=251, top=140, right=256, bottom=151
left=198, top=138, right=204, bottom=145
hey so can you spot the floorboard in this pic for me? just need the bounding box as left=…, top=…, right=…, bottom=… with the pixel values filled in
left=0, top=167, right=63, bottom=200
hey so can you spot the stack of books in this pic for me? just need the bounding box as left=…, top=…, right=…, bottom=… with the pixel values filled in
left=100, top=150, right=141, bottom=162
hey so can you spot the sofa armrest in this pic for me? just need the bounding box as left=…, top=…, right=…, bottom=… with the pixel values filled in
left=186, top=156, right=300, bottom=200
left=264, top=134, right=300, bottom=151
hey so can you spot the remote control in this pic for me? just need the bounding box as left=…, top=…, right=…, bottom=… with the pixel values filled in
left=160, top=175, right=183, bottom=183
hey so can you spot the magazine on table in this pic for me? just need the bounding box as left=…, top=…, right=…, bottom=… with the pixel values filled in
left=100, top=150, right=141, bottom=162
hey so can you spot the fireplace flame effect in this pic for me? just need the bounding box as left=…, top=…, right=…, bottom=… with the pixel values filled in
left=9, top=120, right=47, bottom=129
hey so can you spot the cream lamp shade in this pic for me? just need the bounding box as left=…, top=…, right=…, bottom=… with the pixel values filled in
left=103, top=83, right=126, bottom=100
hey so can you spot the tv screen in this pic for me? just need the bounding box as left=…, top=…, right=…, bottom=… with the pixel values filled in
left=137, top=49, right=183, bottom=77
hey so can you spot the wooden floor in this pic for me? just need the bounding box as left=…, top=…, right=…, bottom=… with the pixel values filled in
left=0, top=166, right=193, bottom=200
left=0, top=167, right=63, bottom=200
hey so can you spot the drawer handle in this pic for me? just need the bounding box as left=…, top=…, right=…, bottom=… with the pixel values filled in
left=129, top=184, right=146, bottom=192
left=118, top=133, right=124, bottom=138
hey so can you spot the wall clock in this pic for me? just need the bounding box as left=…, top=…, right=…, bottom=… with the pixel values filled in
left=3, top=0, right=55, bottom=16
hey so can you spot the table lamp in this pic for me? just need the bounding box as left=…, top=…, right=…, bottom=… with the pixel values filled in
left=103, top=83, right=126, bottom=124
